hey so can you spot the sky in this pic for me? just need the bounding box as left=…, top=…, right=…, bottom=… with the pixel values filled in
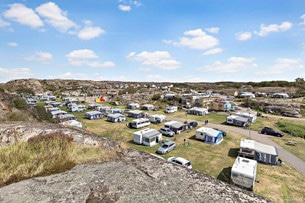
left=0, top=0, right=305, bottom=83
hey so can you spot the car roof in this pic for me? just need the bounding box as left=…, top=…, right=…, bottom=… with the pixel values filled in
left=174, top=157, right=190, bottom=164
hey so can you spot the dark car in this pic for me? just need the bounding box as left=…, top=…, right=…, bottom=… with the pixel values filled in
left=261, top=127, right=284, bottom=137
left=213, top=128, right=227, bottom=137
left=188, top=121, right=198, bottom=129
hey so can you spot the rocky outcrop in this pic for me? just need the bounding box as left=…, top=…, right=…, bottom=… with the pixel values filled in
left=0, top=122, right=119, bottom=150
left=0, top=148, right=271, bottom=203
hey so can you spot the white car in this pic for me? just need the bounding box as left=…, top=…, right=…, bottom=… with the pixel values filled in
left=167, top=157, right=192, bottom=169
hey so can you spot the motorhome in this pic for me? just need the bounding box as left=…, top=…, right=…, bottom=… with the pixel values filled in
left=231, top=157, right=257, bottom=191
left=195, top=127, right=224, bottom=145
left=128, top=118, right=151, bottom=129
left=133, top=128, right=162, bottom=147
left=148, top=114, right=166, bottom=123
left=165, top=106, right=178, bottom=113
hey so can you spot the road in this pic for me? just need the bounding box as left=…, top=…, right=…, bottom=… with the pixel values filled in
left=167, top=115, right=305, bottom=176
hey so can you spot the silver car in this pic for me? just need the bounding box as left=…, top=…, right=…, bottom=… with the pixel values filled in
left=159, top=127, right=175, bottom=137
left=156, top=141, right=176, bottom=154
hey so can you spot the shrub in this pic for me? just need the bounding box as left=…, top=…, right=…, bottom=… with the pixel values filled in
left=277, top=121, right=305, bottom=138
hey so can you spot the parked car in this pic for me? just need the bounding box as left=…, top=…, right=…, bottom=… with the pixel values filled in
left=159, top=127, right=175, bottom=137
left=188, top=121, right=198, bottom=129
left=261, top=127, right=284, bottom=137
left=213, top=128, right=227, bottom=137
left=156, top=141, right=176, bottom=154
left=167, top=157, right=192, bottom=169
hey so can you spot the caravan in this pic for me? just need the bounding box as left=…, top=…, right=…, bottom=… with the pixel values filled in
left=165, top=106, right=178, bottom=113
left=133, top=128, right=162, bottom=147
left=231, top=157, right=257, bottom=191
left=148, top=114, right=166, bottom=123
left=128, top=118, right=151, bottom=129
left=195, top=127, right=224, bottom=145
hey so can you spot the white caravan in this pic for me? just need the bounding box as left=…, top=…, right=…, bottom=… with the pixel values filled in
left=133, top=128, right=162, bottom=147
left=128, top=118, right=151, bottom=129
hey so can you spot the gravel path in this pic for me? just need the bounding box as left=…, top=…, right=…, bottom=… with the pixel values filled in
left=167, top=115, right=305, bottom=176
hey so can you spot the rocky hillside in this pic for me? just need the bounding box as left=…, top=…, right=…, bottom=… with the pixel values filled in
left=0, top=122, right=271, bottom=202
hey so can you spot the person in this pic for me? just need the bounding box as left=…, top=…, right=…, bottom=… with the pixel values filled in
left=278, top=158, right=283, bottom=165
left=184, top=138, right=186, bottom=146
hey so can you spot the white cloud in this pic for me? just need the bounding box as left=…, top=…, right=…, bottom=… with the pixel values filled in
left=206, top=27, right=219, bottom=34
left=165, top=28, right=219, bottom=50
left=35, top=2, right=77, bottom=32
left=235, top=32, right=252, bottom=41
left=0, top=18, right=10, bottom=27
left=8, top=42, right=18, bottom=47
left=3, top=3, right=43, bottom=29
left=118, top=4, right=131, bottom=11
left=300, top=14, right=305, bottom=25
left=203, top=48, right=223, bottom=55
left=24, top=52, right=53, bottom=63
left=0, top=67, right=33, bottom=82
left=199, top=57, right=257, bottom=73
left=255, top=58, right=303, bottom=76
left=126, top=51, right=181, bottom=70
left=255, top=21, right=292, bottom=37
left=77, top=21, right=105, bottom=40
left=66, top=49, right=115, bottom=68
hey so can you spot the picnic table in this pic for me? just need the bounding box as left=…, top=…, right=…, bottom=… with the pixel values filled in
left=287, top=140, right=297, bottom=146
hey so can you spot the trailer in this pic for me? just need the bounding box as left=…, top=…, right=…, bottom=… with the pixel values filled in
left=231, top=157, right=257, bottom=191
left=226, top=115, right=249, bottom=127
left=85, top=111, right=105, bottom=120
left=133, top=128, right=162, bottom=147
left=148, top=114, right=166, bottom=123
left=195, top=127, right=224, bottom=145
left=128, top=118, right=151, bottom=129
left=165, top=106, right=178, bottom=113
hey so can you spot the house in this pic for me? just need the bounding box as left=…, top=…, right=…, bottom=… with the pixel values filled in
left=226, top=115, right=249, bottom=127
left=164, top=121, right=188, bottom=134
left=187, top=107, right=208, bottom=116
left=127, top=110, right=147, bottom=118
left=231, top=157, right=257, bottom=191
left=85, top=111, right=105, bottom=120
left=127, top=102, right=140, bottom=109
left=195, top=127, right=224, bottom=145
left=165, top=106, right=178, bottom=113
left=148, top=114, right=166, bottom=123
left=141, top=104, right=155, bottom=111
left=133, top=128, right=162, bottom=147
left=238, top=139, right=278, bottom=165
left=128, top=118, right=151, bottom=129
left=107, top=113, right=126, bottom=123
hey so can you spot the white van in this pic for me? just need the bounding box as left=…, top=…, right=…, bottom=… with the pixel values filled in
left=165, top=106, right=178, bottom=113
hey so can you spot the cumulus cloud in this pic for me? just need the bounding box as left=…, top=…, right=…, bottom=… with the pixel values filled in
left=203, top=48, right=223, bottom=55
left=35, top=2, right=77, bottom=32
left=8, top=42, right=18, bottom=47
left=118, top=4, right=131, bottom=11
left=126, top=51, right=181, bottom=70
left=199, top=57, right=257, bottom=74
left=24, top=52, right=53, bottom=63
left=3, top=3, right=43, bottom=29
left=66, top=49, right=115, bottom=68
left=0, top=18, right=10, bottom=27
left=235, top=32, right=252, bottom=41
left=255, top=21, right=292, bottom=37
left=205, top=27, right=219, bottom=34
left=165, top=28, right=219, bottom=50
left=255, top=58, right=303, bottom=76
left=77, top=20, right=105, bottom=40
left=0, top=67, right=33, bottom=82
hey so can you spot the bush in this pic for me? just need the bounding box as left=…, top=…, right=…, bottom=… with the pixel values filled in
left=13, top=98, right=27, bottom=110
left=277, top=121, right=305, bottom=138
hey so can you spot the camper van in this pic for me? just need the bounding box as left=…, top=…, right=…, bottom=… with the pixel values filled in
left=165, top=106, right=178, bottom=113
left=231, top=157, right=257, bottom=191
left=128, top=118, right=151, bottom=129
left=133, top=128, right=162, bottom=147
left=195, top=127, right=224, bottom=145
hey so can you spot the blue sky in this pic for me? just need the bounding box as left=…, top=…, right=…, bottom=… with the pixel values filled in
left=0, top=0, right=305, bottom=83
